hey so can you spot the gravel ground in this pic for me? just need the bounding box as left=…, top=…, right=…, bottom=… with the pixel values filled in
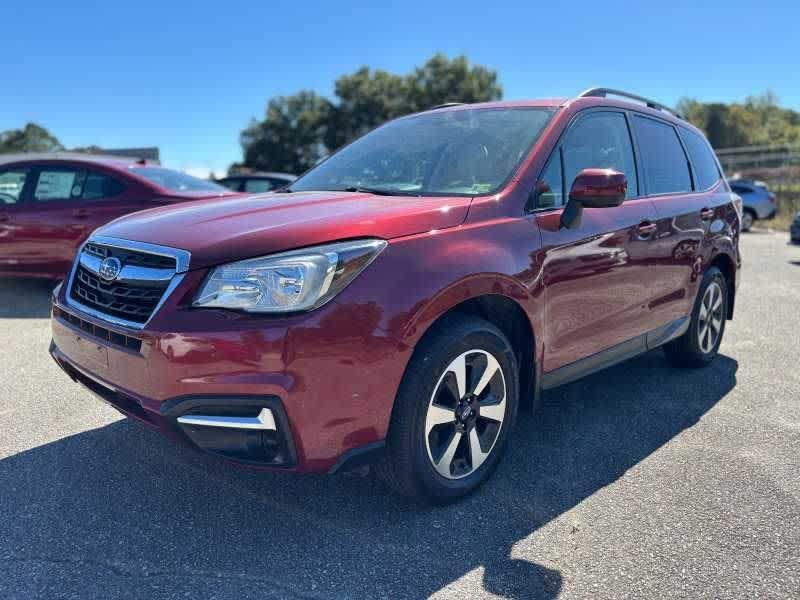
left=1, top=232, right=798, bottom=599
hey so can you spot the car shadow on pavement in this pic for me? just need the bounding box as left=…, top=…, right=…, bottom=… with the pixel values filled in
left=0, top=351, right=737, bottom=599
left=0, top=278, right=55, bottom=318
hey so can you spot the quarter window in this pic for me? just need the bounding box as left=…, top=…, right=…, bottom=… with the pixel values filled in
left=82, top=171, right=126, bottom=200
left=679, top=127, right=722, bottom=190
left=633, top=116, right=692, bottom=195
left=562, top=112, right=638, bottom=200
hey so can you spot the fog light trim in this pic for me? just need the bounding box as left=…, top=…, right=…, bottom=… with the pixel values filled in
left=176, top=408, right=276, bottom=430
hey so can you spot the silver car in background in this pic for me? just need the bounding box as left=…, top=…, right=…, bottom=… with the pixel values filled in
left=728, top=178, right=777, bottom=231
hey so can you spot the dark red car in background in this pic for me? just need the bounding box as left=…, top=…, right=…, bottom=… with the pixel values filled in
left=0, top=155, right=238, bottom=279
left=49, top=89, right=741, bottom=503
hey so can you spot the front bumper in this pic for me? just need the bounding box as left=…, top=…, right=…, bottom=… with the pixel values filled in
left=49, top=284, right=410, bottom=473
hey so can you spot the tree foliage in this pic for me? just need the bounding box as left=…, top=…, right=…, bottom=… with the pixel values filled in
left=0, top=122, right=63, bottom=154
left=677, top=92, right=800, bottom=149
left=238, top=54, right=502, bottom=174
left=239, top=91, right=331, bottom=175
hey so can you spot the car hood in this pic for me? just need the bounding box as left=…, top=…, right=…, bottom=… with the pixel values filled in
left=98, top=191, right=472, bottom=269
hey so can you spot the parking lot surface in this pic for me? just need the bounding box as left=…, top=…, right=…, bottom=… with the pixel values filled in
left=1, top=232, right=798, bottom=599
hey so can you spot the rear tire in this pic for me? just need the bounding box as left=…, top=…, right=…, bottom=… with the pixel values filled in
left=664, top=267, right=727, bottom=368
left=741, top=209, right=755, bottom=232
left=377, top=314, right=519, bottom=504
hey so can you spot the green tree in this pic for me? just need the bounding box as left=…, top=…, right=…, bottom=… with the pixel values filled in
left=324, top=67, right=408, bottom=150
left=677, top=92, right=800, bottom=148
left=239, top=54, right=503, bottom=174
left=238, top=91, right=331, bottom=174
left=0, top=122, right=63, bottom=154
left=403, top=53, right=502, bottom=113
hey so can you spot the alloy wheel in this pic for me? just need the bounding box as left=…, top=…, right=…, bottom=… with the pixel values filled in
left=424, top=350, right=507, bottom=480
left=698, top=281, right=724, bottom=353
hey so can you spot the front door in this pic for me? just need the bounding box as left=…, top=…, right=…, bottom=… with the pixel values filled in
left=533, top=110, right=659, bottom=373
left=0, top=165, right=34, bottom=274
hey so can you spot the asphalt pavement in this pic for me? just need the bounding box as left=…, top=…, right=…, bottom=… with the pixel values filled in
left=1, top=231, right=798, bottom=599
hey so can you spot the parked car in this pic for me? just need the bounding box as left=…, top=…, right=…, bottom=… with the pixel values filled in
left=0, top=155, right=239, bottom=279
left=216, top=172, right=296, bottom=194
left=791, top=211, right=800, bottom=244
left=728, top=178, right=776, bottom=231
left=49, top=89, right=740, bottom=503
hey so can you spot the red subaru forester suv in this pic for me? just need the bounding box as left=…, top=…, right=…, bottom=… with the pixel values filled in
left=50, top=89, right=740, bottom=503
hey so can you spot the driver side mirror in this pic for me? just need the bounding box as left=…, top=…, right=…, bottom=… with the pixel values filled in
left=561, top=169, right=627, bottom=229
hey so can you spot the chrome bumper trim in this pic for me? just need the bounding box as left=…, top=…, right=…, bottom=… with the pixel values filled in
left=176, top=408, right=277, bottom=431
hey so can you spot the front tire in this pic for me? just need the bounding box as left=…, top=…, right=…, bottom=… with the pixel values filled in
left=664, top=267, right=728, bottom=368
left=378, top=315, right=519, bottom=503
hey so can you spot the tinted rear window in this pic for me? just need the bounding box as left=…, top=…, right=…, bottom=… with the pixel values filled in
left=679, top=127, right=721, bottom=190
left=632, top=116, right=691, bottom=195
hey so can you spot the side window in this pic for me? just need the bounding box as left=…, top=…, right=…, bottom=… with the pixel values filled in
left=218, top=178, right=242, bottom=191
left=679, top=127, right=722, bottom=191
left=81, top=171, right=126, bottom=200
left=562, top=112, right=638, bottom=199
left=632, top=116, right=692, bottom=195
left=0, top=168, right=30, bottom=204
left=535, top=152, right=563, bottom=208
left=33, top=168, right=86, bottom=202
left=244, top=179, right=275, bottom=193
left=730, top=184, right=750, bottom=195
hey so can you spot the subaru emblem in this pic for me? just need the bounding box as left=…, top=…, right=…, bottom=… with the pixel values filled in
left=98, top=256, right=122, bottom=282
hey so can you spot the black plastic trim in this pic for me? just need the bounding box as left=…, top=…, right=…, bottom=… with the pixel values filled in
left=327, top=440, right=386, bottom=474
left=161, top=395, right=298, bottom=468
left=540, top=317, right=689, bottom=390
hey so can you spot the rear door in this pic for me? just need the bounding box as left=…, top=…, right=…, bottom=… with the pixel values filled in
left=630, top=115, right=727, bottom=327
left=0, top=165, right=34, bottom=273
left=13, top=164, right=138, bottom=277
left=534, top=109, right=660, bottom=373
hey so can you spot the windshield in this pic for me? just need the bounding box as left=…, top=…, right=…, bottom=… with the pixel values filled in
left=130, top=167, right=228, bottom=193
left=290, top=107, right=554, bottom=196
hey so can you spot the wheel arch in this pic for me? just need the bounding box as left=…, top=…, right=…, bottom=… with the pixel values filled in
left=400, top=280, right=538, bottom=412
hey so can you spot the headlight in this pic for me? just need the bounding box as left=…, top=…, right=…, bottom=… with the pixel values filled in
left=193, top=239, right=387, bottom=313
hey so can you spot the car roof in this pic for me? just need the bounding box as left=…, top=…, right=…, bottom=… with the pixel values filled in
left=0, top=152, right=154, bottom=171
left=421, top=95, right=697, bottom=132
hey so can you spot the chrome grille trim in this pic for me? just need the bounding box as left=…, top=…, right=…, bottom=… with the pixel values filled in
left=64, top=235, right=191, bottom=330
left=79, top=253, right=174, bottom=283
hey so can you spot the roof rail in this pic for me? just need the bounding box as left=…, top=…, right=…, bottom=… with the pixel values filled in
left=429, top=102, right=466, bottom=110
left=577, top=88, right=682, bottom=119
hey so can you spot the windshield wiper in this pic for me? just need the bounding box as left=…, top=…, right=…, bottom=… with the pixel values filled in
left=274, top=186, right=415, bottom=196
left=340, top=186, right=412, bottom=196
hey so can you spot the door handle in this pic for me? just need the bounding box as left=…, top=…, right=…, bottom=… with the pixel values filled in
left=72, top=208, right=90, bottom=219
left=636, top=221, right=657, bottom=237
left=700, top=208, right=715, bottom=221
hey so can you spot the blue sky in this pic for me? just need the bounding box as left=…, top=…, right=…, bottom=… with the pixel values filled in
left=5, top=0, right=798, bottom=176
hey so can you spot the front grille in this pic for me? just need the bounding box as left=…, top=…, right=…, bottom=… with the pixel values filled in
left=68, top=241, right=177, bottom=326
left=84, top=241, right=176, bottom=270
